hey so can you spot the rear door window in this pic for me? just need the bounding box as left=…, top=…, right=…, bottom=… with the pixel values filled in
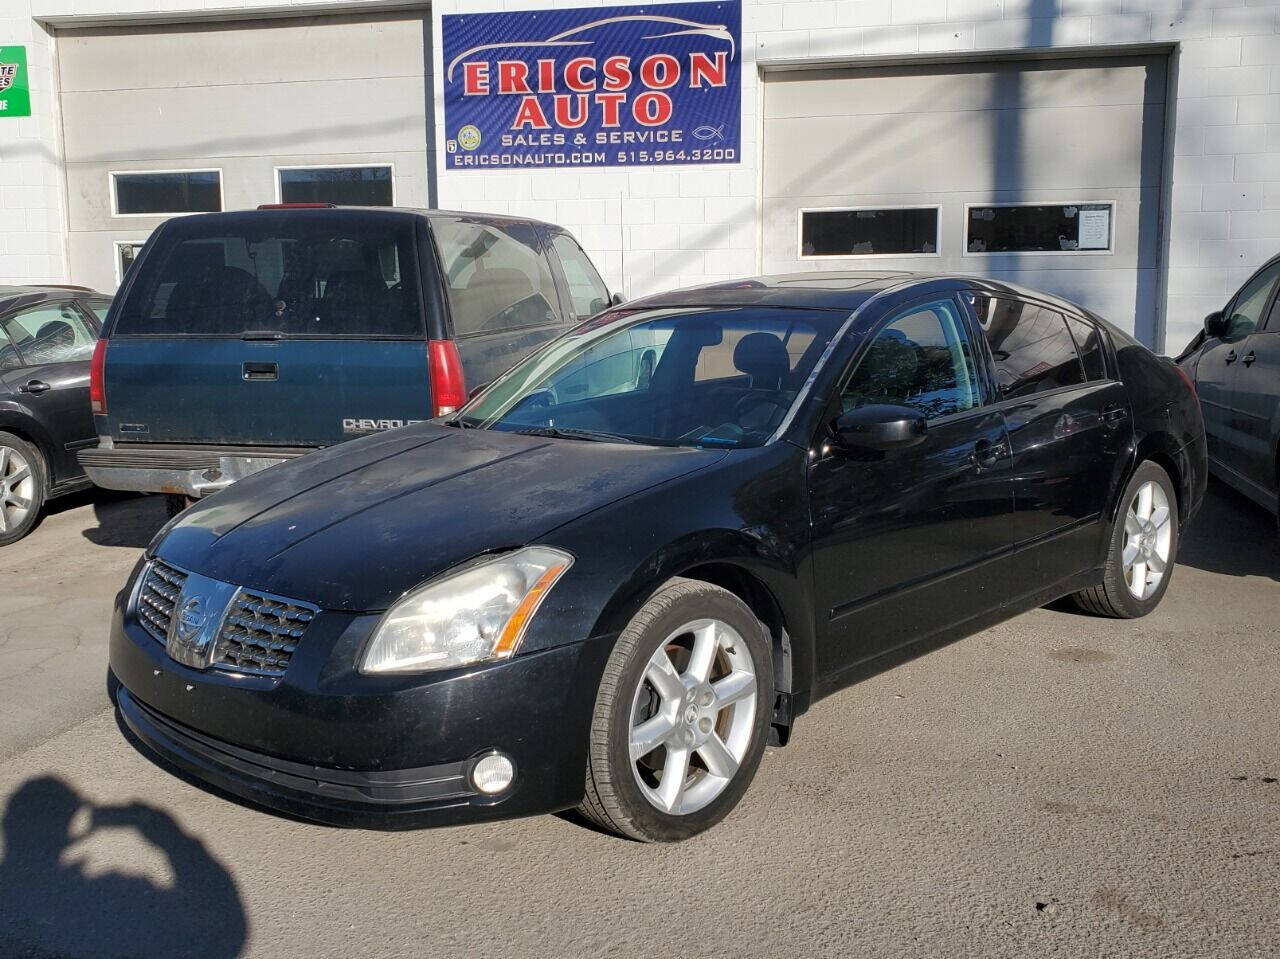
left=972, top=298, right=1085, bottom=399
left=1, top=302, right=98, bottom=365
left=431, top=217, right=560, bottom=337
left=113, top=215, right=423, bottom=338
left=550, top=233, right=610, bottom=320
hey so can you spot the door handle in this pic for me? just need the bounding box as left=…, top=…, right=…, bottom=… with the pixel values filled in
left=971, top=439, right=1006, bottom=469
left=1242, top=350, right=1256, bottom=367
left=1103, top=405, right=1130, bottom=429
left=242, top=362, right=278, bottom=381
left=19, top=379, right=50, bottom=395
left=1225, top=350, right=1238, bottom=364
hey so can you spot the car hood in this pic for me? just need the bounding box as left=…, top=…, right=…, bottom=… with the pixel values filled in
left=156, top=425, right=725, bottom=611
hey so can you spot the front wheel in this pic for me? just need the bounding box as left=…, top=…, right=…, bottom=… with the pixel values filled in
left=578, top=578, right=773, bottom=842
left=1073, top=461, right=1179, bottom=618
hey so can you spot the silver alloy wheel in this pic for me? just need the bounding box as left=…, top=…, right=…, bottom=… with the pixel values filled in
left=1122, top=480, right=1173, bottom=600
left=0, top=444, right=35, bottom=535
left=629, top=617, right=758, bottom=816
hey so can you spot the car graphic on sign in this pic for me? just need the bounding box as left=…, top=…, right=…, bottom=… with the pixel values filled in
left=445, top=13, right=737, bottom=82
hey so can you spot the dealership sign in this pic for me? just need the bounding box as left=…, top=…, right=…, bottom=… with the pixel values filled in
left=0, top=46, right=32, bottom=119
left=441, top=1, right=741, bottom=170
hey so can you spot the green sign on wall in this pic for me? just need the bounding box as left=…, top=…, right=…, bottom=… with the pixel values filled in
left=0, top=46, right=32, bottom=119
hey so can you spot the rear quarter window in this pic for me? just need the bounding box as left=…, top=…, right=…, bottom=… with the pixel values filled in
left=1064, top=315, right=1108, bottom=381
left=431, top=217, right=560, bottom=337
left=113, top=216, right=423, bottom=338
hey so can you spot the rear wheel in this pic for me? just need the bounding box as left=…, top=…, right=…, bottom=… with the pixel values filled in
left=579, top=578, right=772, bottom=842
left=1073, top=461, right=1178, bottom=618
left=0, top=432, right=46, bottom=547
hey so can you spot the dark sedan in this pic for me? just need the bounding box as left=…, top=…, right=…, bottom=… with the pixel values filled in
left=1177, top=254, right=1280, bottom=527
left=109, top=273, right=1206, bottom=841
left=1, top=285, right=111, bottom=545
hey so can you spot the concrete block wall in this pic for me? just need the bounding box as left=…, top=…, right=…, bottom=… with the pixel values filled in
left=0, top=0, right=63, bottom=285
left=435, top=0, right=1280, bottom=351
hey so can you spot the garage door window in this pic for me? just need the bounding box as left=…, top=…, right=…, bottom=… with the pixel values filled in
left=966, top=203, right=1113, bottom=254
left=112, top=171, right=222, bottom=216
left=278, top=166, right=394, bottom=207
left=800, top=208, right=939, bottom=258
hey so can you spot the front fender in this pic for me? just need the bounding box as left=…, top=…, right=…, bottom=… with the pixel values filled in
left=520, top=443, right=817, bottom=708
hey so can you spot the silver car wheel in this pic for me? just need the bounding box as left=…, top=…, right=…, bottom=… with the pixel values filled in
left=629, top=618, right=758, bottom=816
left=1122, top=480, right=1172, bottom=601
left=0, top=444, right=35, bottom=535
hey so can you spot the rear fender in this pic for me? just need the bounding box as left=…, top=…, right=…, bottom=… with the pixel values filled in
left=0, top=403, right=55, bottom=475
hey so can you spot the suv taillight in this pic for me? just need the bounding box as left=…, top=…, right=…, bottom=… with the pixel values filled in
left=89, top=339, right=108, bottom=414
left=428, top=339, right=467, bottom=417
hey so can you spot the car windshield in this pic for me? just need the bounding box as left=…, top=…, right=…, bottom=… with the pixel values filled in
left=458, top=306, right=843, bottom=448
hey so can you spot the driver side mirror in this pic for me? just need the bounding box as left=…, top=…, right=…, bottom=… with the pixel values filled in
left=830, top=404, right=927, bottom=452
left=610, top=291, right=627, bottom=307
left=1203, top=310, right=1228, bottom=338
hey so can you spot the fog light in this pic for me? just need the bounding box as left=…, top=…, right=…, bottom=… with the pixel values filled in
left=470, top=753, right=515, bottom=795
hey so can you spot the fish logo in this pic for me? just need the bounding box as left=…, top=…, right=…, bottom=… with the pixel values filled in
left=446, top=14, right=737, bottom=82
left=692, top=124, right=725, bottom=141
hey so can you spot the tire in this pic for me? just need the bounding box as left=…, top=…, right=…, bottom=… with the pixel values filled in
left=578, top=577, right=773, bottom=842
left=0, top=431, right=47, bottom=547
left=164, top=494, right=194, bottom=518
left=1073, top=461, right=1179, bottom=618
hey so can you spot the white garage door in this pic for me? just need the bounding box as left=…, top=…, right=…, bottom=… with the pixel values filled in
left=762, top=55, right=1168, bottom=344
left=58, top=12, right=430, bottom=293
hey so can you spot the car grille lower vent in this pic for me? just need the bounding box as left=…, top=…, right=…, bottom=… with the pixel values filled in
left=212, top=591, right=317, bottom=677
left=137, top=560, right=188, bottom=644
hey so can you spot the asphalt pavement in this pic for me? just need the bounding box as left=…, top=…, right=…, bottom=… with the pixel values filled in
left=0, top=483, right=1277, bottom=958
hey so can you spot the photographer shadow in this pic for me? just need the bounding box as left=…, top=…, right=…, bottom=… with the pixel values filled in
left=0, top=775, right=247, bottom=958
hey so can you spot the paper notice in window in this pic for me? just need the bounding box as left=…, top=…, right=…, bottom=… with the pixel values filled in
left=1077, top=208, right=1110, bottom=250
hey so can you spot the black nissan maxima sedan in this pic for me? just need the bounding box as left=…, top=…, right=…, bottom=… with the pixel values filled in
left=109, top=272, right=1206, bottom=842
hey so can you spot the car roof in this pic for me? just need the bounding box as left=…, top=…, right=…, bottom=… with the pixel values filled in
left=163, top=207, right=560, bottom=231
left=0, top=285, right=108, bottom=314
left=624, top=271, right=1102, bottom=318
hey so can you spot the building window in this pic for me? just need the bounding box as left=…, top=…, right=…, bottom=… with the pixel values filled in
left=966, top=203, right=1114, bottom=254
left=800, top=208, right=939, bottom=258
left=115, top=241, right=146, bottom=284
left=112, top=171, right=222, bottom=216
left=277, top=166, right=394, bottom=207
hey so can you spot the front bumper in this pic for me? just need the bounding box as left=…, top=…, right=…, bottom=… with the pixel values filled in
left=109, top=597, right=614, bottom=829
left=79, top=443, right=312, bottom=497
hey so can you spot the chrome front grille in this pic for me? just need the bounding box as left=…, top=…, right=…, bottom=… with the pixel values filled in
left=212, top=590, right=317, bottom=677
left=137, top=560, right=188, bottom=643
left=133, top=560, right=316, bottom=678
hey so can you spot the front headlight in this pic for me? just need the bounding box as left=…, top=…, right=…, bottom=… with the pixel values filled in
left=360, top=546, right=574, bottom=674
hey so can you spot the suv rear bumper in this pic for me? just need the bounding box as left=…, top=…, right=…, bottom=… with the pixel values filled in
left=79, top=443, right=314, bottom=497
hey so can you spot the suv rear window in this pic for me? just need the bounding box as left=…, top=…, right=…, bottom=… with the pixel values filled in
left=114, top=214, right=423, bottom=338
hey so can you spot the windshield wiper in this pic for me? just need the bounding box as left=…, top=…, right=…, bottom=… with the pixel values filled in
left=511, top=426, right=641, bottom=445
